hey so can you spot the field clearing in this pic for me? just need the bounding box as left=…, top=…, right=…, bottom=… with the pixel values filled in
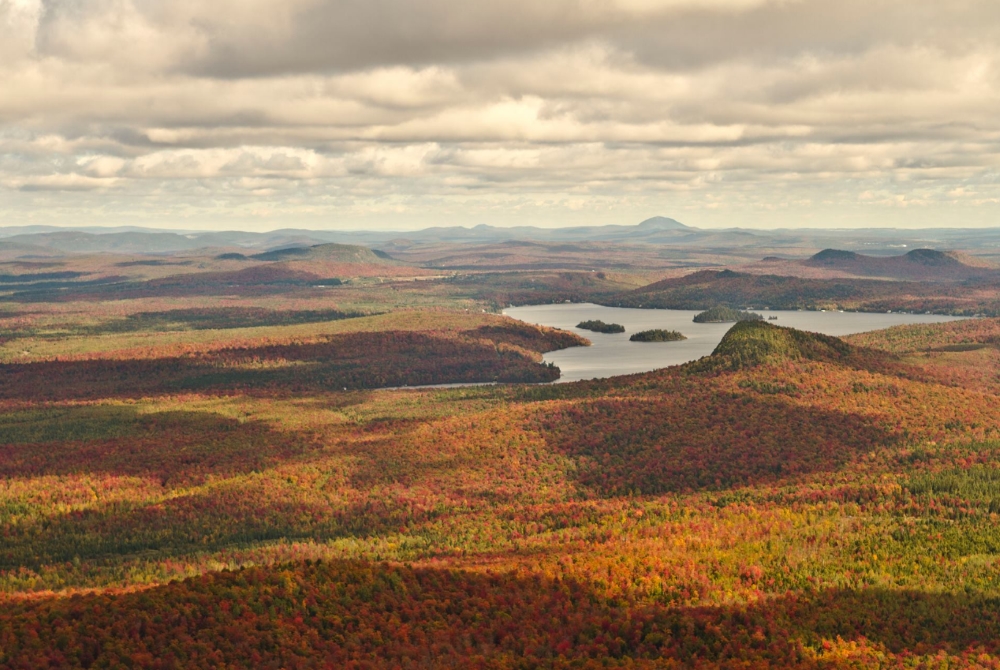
left=0, top=310, right=512, bottom=362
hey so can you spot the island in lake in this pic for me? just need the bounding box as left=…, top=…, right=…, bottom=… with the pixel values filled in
left=693, top=306, right=765, bottom=324
left=630, top=329, right=687, bottom=342
left=577, top=319, right=625, bottom=333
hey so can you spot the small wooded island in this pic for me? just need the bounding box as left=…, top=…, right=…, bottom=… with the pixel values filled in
left=693, top=306, right=765, bottom=323
left=577, top=320, right=626, bottom=333
left=629, top=329, right=687, bottom=342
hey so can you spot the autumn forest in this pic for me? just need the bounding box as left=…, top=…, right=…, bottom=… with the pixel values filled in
left=4, top=236, right=1000, bottom=668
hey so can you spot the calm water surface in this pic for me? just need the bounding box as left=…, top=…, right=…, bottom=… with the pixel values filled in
left=504, top=303, right=965, bottom=383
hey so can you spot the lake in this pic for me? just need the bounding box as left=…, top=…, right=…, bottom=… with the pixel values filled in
left=504, top=303, right=966, bottom=383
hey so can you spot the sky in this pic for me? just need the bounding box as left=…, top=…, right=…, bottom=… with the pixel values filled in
left=2, top=0, right=1000, bottom=231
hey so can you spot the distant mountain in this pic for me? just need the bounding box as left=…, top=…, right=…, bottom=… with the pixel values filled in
left=0, top=217, right=706, bottom=256
left=606, top=269, right=986, bottom=314
left=809, top=249, right=861, bottom=264
left=0, top=225, right=198, bottom=238
left=803, top=248, right=995, bottom=281
left=0, top=230, right=352, bottom=255
left=635, top=216, right=689, bottom=230
left=346, top=217, right=696, bottom=246
left=249, top=243, right=398, bottom=264
left=904, top=249, right=973, bottom=267
left=9, top=219, right=1000, bottom=260
left=0, top=231, right=210, bottom=255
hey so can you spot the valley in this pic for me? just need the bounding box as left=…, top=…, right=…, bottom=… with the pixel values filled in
left=3, top=223, right=1000, bottom=667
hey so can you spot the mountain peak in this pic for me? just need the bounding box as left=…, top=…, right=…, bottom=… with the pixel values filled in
left=903, top=248, right=958, bottom=266
left=635, top=216, right=689, bottom=230
left=691, top=321, right=854, bottom=372
left=809, top=249, right=860, bottom=264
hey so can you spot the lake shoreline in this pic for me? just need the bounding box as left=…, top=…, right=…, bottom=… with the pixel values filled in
left=504, top=303, right=967, bottom=383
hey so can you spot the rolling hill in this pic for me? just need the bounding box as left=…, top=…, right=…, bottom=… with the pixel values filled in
left=10, top=221, right=1000, bottom=269
left=609, top=269, right=1000, bottom=315
left=6, top=244, right=1000, bottom=666
left=249, top=242, right=398, bottom=264
left=803, top=248, right=996, bottom=281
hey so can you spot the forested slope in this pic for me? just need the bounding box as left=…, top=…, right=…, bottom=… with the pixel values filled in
left=3, top=314, right=1000, bottom=666
left=6, top=246, right=1000, bottom=667
left=612, top=269, right=1000, bottom=314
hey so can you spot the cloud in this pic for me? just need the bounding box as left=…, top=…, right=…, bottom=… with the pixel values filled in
left=2, top=0, right=1000, bottom=229
left=9, top=173, right=119, bottom=191
left=0, top=0, right=43, bottom=60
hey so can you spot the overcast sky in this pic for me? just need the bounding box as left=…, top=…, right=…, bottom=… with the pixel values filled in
left=3, top=0, right=1000, bottom=231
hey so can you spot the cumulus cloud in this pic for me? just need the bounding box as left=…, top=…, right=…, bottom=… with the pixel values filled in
left=2, top=0, right=1000, bottom=229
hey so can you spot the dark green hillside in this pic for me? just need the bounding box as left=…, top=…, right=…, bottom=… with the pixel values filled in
left=577, top=319, right=625, bottom=333
left=693, top=305, right=763, bottom=323
left=629, top=329, right=686, bottom=342
left=691, top=320, right=856, bottom=372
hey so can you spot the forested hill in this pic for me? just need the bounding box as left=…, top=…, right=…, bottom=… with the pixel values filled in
left=803, top=248, right=995, bottom=281
left=693, top=320, right=855, bottom=371
left=609, top=269, right=1000, bottom=315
